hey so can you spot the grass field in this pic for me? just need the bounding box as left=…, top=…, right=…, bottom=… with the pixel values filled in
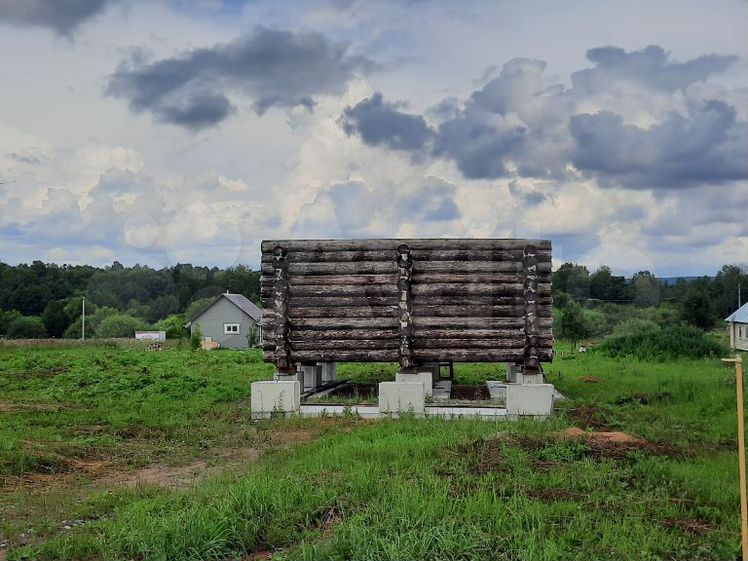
left=0, top=341, right=743, bottom=560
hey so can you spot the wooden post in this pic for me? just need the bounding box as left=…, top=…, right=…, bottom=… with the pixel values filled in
left=396, top=244, right=415, bottom=371
left=725, top=355, right=748, bottom=561
left=272, top=246, right=292, bottom=374
left=522, top=244, right=539, bottom=371
left=737, top=355, right=748, bottom=561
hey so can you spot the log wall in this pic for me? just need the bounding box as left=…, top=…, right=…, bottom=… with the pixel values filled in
left=260, top=239, right=553, bottom=370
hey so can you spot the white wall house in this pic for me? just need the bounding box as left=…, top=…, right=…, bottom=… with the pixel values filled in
left=185, top=293, right=263, bottom=349
left=725, top=303, right=748, bottom=352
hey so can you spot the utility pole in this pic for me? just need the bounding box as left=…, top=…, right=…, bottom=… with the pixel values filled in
left=81, top=297, right=86, bottom=340
left=724, top=355, right=748, bottom=561
left=740, top=284, right=742, bottom=308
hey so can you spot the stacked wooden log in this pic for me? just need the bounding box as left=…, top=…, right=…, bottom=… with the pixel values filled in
left=260, top=239, right=553, bottom=370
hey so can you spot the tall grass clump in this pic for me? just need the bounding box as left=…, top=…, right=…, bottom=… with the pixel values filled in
left=598, top=324, right=726, bottom=361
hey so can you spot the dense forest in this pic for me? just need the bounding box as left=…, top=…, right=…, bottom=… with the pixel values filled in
left=0, top=260, right=745, bottom=341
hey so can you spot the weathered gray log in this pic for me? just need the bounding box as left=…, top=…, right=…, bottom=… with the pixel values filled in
left=279, top=282, right=549, bottom=298
left=264, top=304, right=552, bottom=319
left=411, top=328, right=552, bottom=339
left=265, top=349, right=400, bottom=362
left=261, top=239, right=551, bottom=252
left=263, top=348, right=553, bottom=363
left=261, top=272, right=551, bottom=289
left=290, top=339, right=401, bottom=350
left=412, top=337, right=525, bottom=349
left=260, top=248, right=550, bottom=263
left=291, top=328, right=399, bottom=340
left=262, top=294, right=553, bottom=307
left=290, top=317, right=399, bottom=329
left=411, top=272, right=550, bottom=284
left=284, top=306, right=399, bottom=318
left=261, top=260, right=550, bottom=276
left=286, top=316, right=551, bottom=330
left=266, top=274, right=398, bottom=286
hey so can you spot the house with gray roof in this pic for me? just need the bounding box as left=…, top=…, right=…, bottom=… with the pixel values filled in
left=725, top=302, right=748, bottom=352
left=185, top=292, right=262, bottom=349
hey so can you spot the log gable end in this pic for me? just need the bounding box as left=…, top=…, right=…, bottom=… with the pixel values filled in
left=260, top=238, right=553, bottom=367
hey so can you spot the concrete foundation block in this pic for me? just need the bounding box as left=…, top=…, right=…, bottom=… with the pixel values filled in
left=378, top=381, right=425, bottom=416
left=395, top=371, right=433, bottom=397
left=317, top=362, right=338, bottom=384
left=420, top=361, right=442, bottom=383
left=273, top=371, right=303, bottom=385
left=299, top=364, right=322, bottom=392
left=505, top=363, right=544, bottom=385
left=250, top=380, right=301, bottom=419
left=506, top=383, right=555, bottom=417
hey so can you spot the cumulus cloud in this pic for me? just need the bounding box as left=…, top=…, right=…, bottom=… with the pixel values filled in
left=107, top=26, right=375, bottom=130
left=572, top=45, right=738, bottom=93
left=293, top=177, right=462, bottom=238
left=341, top=93, right=433, bottom=150
left=570, top=100, right=747, bottom=189
left=342, top=45, right=744, bottom=189
left=0, top=0, right=115, bottom=34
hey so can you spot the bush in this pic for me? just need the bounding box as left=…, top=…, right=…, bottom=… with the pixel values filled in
left=6, top=315, right=48, bottom=338
left=582, top=309, right=608, bottom=338
left=96, top=313, right=146, bottom=338
left=153, top=314, right=188, bottom=339
left=599, top=325, right=725, bottom=361
left=612, top=318, right=660, bottom=338
left=191, top=323, right=202, bottom=351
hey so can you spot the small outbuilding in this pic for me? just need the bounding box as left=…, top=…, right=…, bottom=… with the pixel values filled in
left=725, top=302, right=748, bottom=352
left=185, top=292, right=262, bottom=349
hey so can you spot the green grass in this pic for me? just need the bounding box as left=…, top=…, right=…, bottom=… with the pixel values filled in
left=1, top=342, right=744, bottom=560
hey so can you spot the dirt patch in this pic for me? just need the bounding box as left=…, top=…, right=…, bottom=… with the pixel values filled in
left=451, top=384, right=491, bottom=400
left=325, top=382, right=377, bottom=400
left=0, top=401, right=67, bottom=413
left=115, top=424, right=167, bottom=439
left=109, top=448, right=260, bottom=488
left=457, top=427, right=685, bottom=476
left=567, top=405, right=614, bottom=430
left=553, top=427, right=685, bottom=460
left=267, top=428, right=318, bottom=446
left=579, top=376, right=601, bottom=383
left=664, top=518, right=711, bottom=534
left=244, top=551, right=274, bottom=560
left=616, top=392, right=673, bottom=406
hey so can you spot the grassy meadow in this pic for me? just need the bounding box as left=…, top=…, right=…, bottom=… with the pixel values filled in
left=0, top=341, right=743, bottom=560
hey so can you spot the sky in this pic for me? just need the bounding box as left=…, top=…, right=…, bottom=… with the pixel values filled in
left=0, top=0, right=746, bottom=277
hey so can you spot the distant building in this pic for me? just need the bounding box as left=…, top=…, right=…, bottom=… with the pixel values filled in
left=725, top=303, right=748, bottom=352
left=135, top=331, right=166, bottom=341
left=185, top=293, right=262, bottom=350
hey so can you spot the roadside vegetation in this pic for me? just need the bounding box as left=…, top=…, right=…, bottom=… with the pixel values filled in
left=1, top=341, right=743, bottom=560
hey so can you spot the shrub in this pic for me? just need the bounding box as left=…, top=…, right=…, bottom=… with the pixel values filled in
left=6, top=315, right=48, bottom=338
left=191, top=323, right=202, bottom=351
left=96, top=313, right=146, bottom=338
left=599, top=325, right=726, bottom=361
left=582, top=309, right=609, bottom=338
left=558, top=302, right=590, bottom=349
left=153, top=314, right=189, bottom=339
left=612, top=318, right=660, bottom=338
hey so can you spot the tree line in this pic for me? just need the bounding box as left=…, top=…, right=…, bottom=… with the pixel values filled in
left=0, top=259, right=744, bottom=340
left=0, top=261, right=260, bottom=339
left=552, top=263, right=747, bottom=348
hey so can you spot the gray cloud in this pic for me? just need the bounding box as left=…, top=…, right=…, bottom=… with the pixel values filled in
left=342, top=45, right=744, bottom=188
left=572, top=45, right=738, bottom=93
left=570, top=100, right=747, bottom=188
left=341, top=93, right=433, bottom=150
left=108, top=26, right=375, bottom=129
left=0, top=0, right=114, bottom=34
